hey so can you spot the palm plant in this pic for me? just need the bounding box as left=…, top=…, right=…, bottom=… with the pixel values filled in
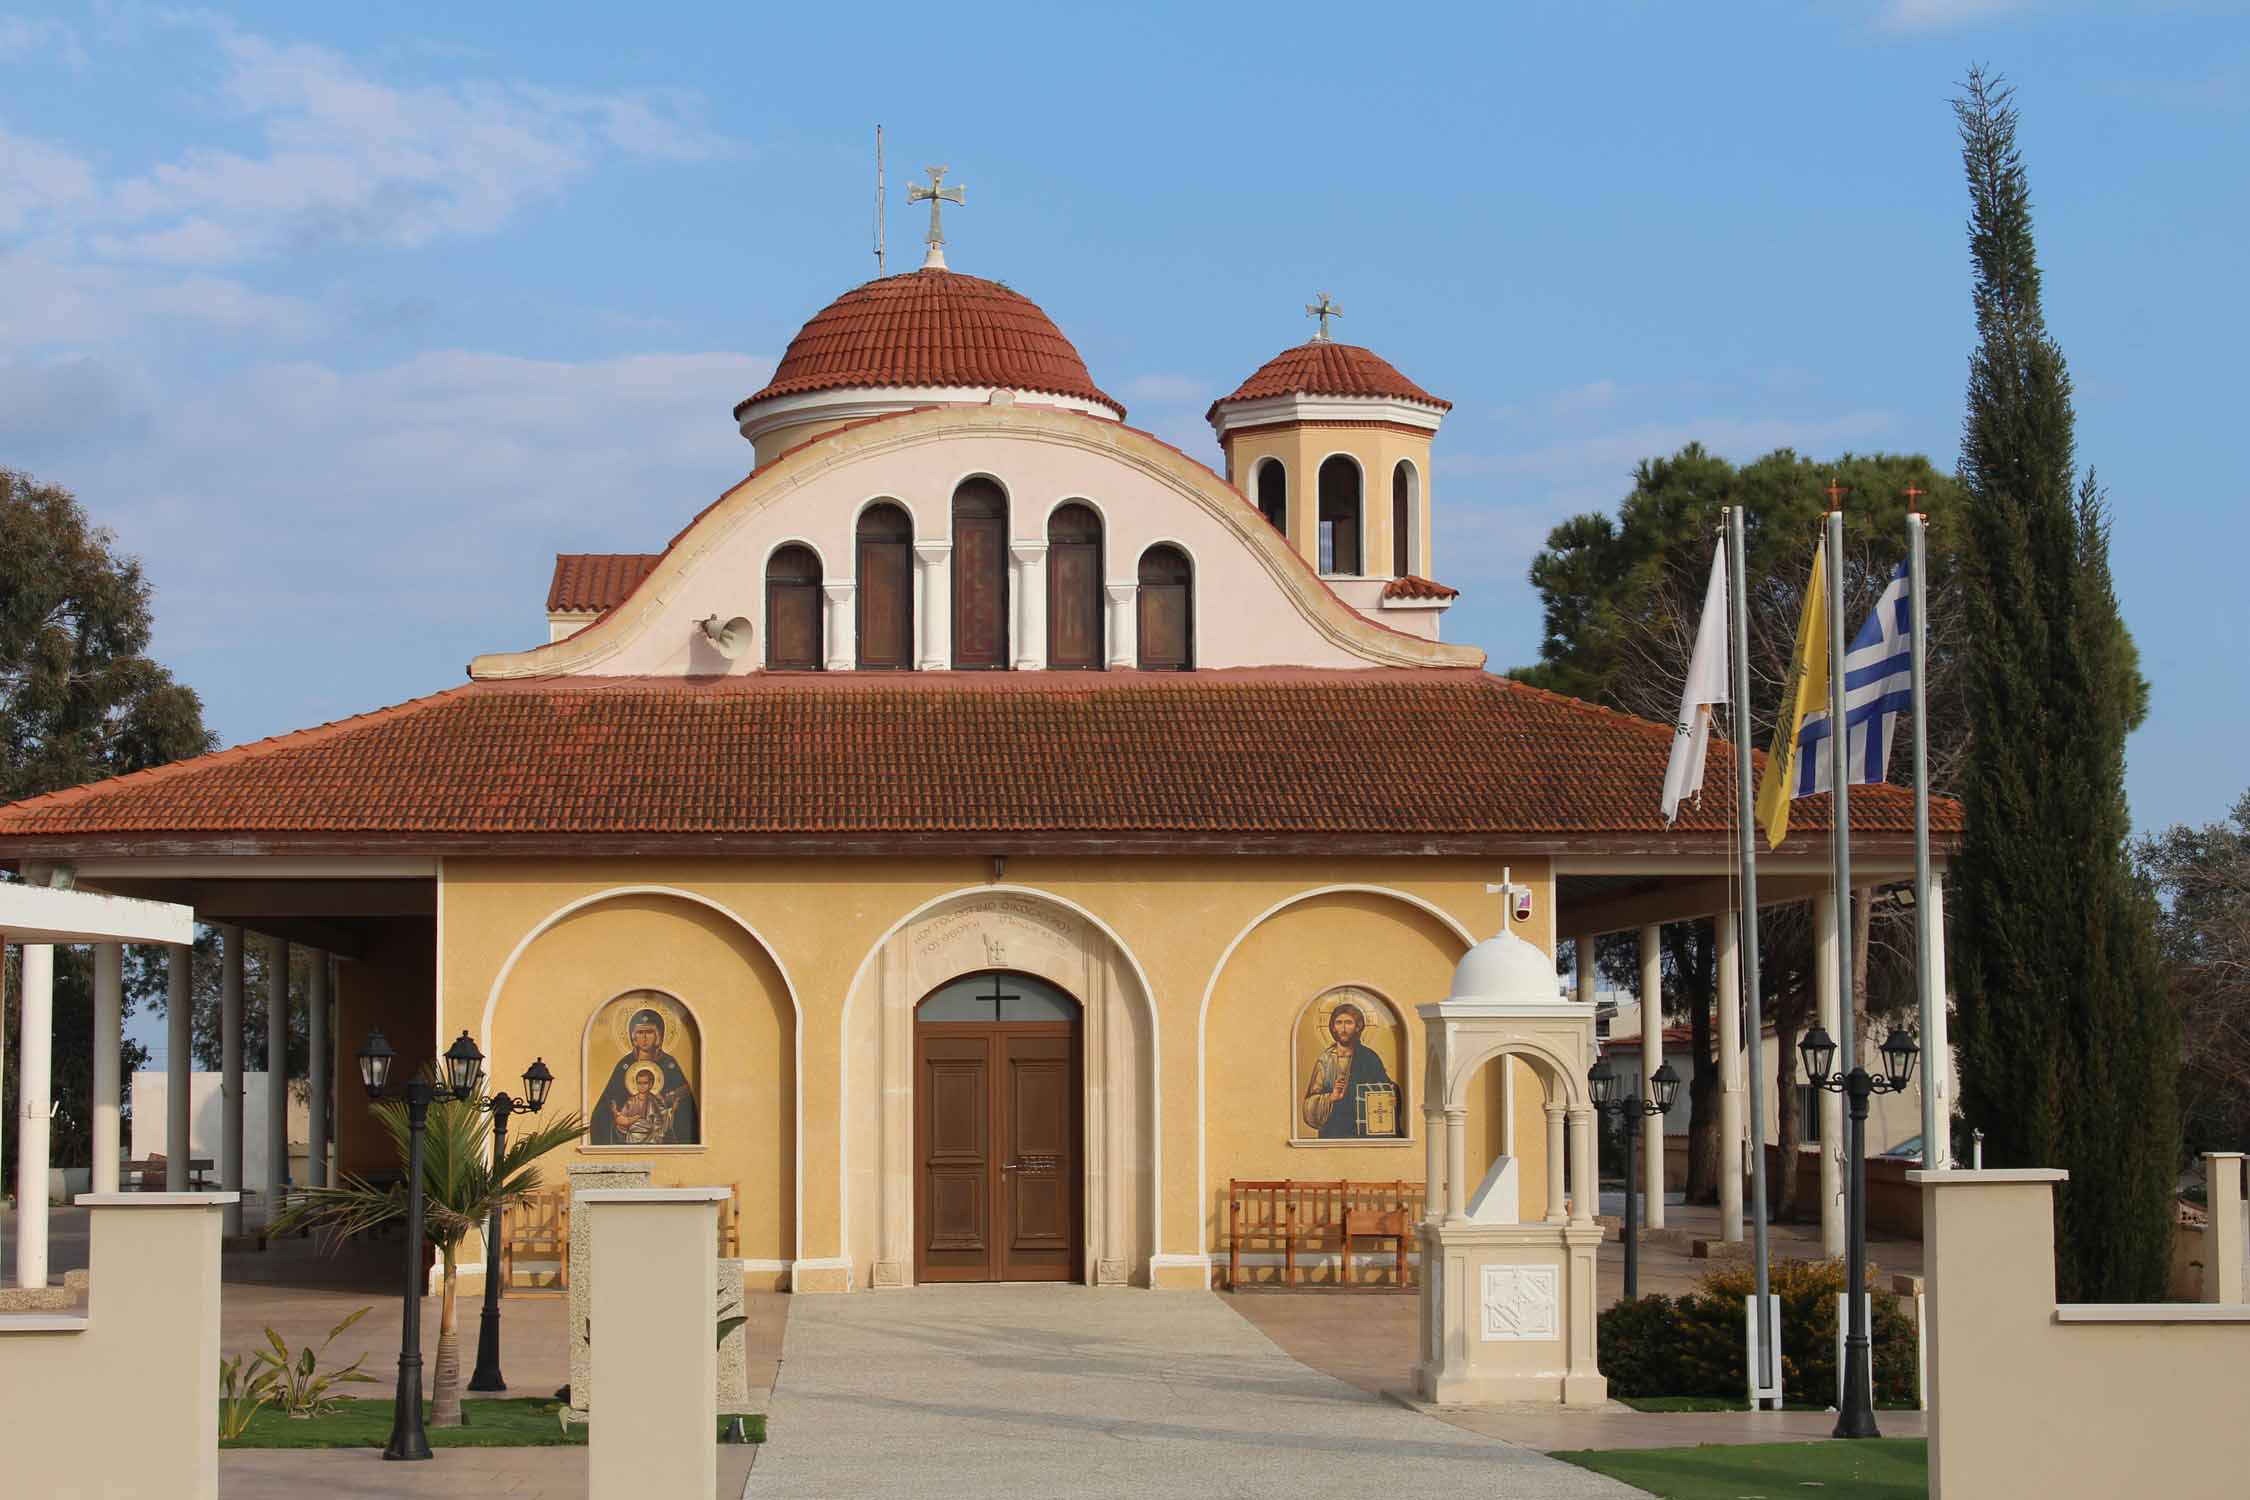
left=274, top=1080, right=585, bottom=1427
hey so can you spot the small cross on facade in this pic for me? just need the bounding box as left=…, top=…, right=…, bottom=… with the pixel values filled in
left=1305, top=291, right=1342, bottom=342
left=907, top=164, right=967, bottom=270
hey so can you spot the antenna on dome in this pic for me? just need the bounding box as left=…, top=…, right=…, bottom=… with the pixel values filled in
left=873, top=124, right=886, bottom=279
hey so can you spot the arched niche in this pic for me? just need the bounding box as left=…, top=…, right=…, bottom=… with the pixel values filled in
left=840, top=888, right=1156, bottom=1289
left=488, top=891, right=797, bottom=1265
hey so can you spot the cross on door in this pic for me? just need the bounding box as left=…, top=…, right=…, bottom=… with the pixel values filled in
left=971, top=972, right=1020, bottom=1022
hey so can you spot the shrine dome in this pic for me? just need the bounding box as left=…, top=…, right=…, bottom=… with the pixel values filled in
left=1447, top=924, right=1558, bottom=1006
left=734, top=268, right=1125, bottom=457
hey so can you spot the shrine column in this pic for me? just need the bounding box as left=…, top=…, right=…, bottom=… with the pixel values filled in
left=91, top=943, right=122, bottom=1195
left=166, top=943, right=192, bottom=1191
left=266, top=938, right=290, bottom=1217
left=14, top=942, right=53, bottom=1287
left=1011, top=541, right=1048, bottom=671
left=1544, top=1103, right=1567, bottom=1222
left=1567, top=1107, right=1596, bottom=1225
left=913, top=542, right=951, bottom=671
left=1716, top=910, right=1744, bottom=1242
left=220, top=926, right=244, bottom=1236
left=1103, top=582, right=1135, bottom=670
left=822, top=582, right=855, bottom=673
left=1637, top=924, right=1665, bottom=1229
left=1814, top=892, right=1844, bottom=1256
left=307, top=948, right=329, bottom=1189
left=1575, top=935, right=1596, bottom=1005
left=1443, top=1106, right=1469, bottom=1223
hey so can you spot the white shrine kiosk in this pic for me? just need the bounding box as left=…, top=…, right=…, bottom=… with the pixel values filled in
left=1414, top=916, right=1606, bottom=1406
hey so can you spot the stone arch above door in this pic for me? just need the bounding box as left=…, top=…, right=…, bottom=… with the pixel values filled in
left=842, top=889, right=1156, bottom=1289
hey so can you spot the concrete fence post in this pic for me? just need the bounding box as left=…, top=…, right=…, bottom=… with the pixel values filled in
left=2208, top=1153, right=2246, bottom=1304
left=582, top=1186, right=727, bottom=1498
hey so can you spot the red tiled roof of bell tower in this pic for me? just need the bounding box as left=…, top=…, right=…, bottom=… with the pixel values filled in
left=734, top=269, right=1125, bottom=419
left=1206, top=341, right=1451, bottom=421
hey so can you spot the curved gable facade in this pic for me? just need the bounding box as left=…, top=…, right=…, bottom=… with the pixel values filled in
left=476, top=401, right=1484, bottom=680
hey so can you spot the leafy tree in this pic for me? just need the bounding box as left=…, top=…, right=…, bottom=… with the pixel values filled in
left=1948, top=70, right=2177, bottom=1300
left=0, top=468, right=214, bottom=1182
left=1522, top=444, right=1968, bottom=1213
left=275, top=1084, right=585, bottom=1428
left=2138, top=790, right=2250, bottom=1152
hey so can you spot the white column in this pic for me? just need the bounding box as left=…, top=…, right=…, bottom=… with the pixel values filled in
left=1926, top=880, right=1951, bottom=1168
left=1443, top=1106, right=1469, bottom=1223
left=1716, top=910, right=1744, bottom=1242
left=1815, top=893, right=1845, bottom=1256
left=166, top=943, right=191, bottom=1192
left=1011, top=541, right=1048, bottom=671
left=822, top=582, right=855, bottom=672
left=1637, top=923, right=1665, bottom=1229
left=220, top=926, right=244, bottom=1236
left=266, top=939, right=290, bottom=1214
left=307, top=947, right=329, bottom=1190
left=1103, top=581, right=1136, bottom=669
left=1567, top=1107, right=1595, bottom=1225
left=92, top=944, right=122, bottom=1196
left=1575, top=934, right=1596, bottom=1005
left=14, top=943, right=54, bottom=1287
left=1544, top=1104, right=1568, bottom=1223
left=1421, top=1106, right=1445, bottom=1224
left=913, top=541, right=951, bottom=670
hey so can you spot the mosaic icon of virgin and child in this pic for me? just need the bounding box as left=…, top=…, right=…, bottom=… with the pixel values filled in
left=591, top=1006, right=701, bottom=1146
left=1299, top=998, right=1403, bottom=1139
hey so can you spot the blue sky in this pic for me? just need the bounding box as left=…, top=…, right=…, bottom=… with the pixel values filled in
left=2, top=0, right=2244, bottom=841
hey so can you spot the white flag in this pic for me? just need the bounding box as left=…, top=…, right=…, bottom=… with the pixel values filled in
left=1661, top=544, right=1731, bottom=823
left=1796, top=562, right=1911, bottom=796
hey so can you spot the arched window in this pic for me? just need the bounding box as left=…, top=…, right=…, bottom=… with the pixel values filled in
left=1391, top=460, right=1418, bottom=578
left=855, top=502, right=913, bottom=670
left=1255, top=459, right=1288, bottom=536
left=765, top=543, right=823, bottom=670
left=1318, top=455, right=1362, bottom=576
left=1046, top=502, right=1104, bottom=670
left=951, top=477, right=1009, bottom=669
left=1136, top=545, right=1193, bottom=671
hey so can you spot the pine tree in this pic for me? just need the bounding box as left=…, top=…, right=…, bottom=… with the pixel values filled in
left=1949, top=70, right=2178, bottom=1300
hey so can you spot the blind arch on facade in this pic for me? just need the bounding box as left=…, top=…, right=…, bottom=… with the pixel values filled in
left=765, top=542, right=824, bottom=670
left=855, top=501, right=913, bottom=670
left=951, top=477, right=1010, bottom=669
left=1046, top=501, right=1105, bottom=670
left=1136, top=544, right=1193, bottom=672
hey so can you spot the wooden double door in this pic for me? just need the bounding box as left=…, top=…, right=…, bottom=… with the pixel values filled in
left=914, top=1020, right=1082, bottom=1282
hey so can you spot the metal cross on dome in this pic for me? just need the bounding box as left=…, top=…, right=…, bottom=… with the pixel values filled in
left=1305, top=291, right=1342, bottom=341
left=907, top=164, right=966, bottom=270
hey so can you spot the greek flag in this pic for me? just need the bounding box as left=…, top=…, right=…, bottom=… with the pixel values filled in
left=1795, top=562, right=1911, bottom=795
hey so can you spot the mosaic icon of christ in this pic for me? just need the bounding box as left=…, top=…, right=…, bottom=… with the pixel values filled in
left=1300, top=1000, right=1401, bottom=1139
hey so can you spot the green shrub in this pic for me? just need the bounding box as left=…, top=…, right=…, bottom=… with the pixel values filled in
left=1597, top=1257, right=1917, bottom=1405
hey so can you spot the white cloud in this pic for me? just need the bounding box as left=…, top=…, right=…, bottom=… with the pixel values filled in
left=1874, top=0, right=2047, bottom=34
left=0, top=247, right=321, bottom=346
left=0, top=123, right=95, bottom=232
left=0, top=15, right=86, bottom=69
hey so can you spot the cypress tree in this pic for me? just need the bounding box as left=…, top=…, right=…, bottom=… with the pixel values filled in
left=1950, top=70, right=2178, bottom=1300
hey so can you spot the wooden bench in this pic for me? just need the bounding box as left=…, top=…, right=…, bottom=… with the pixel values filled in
left=1226, top=1179, right=1423, bottom=1289
left=500, top=1184, right=570, bottom=1292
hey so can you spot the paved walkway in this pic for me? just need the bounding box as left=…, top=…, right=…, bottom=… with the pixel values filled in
left=744, top=1285, right=1640, bottom=1499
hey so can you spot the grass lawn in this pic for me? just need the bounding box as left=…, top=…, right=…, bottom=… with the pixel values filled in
left=221, top=1399, right=766, bottom=1449
left=1553, top=1439, right=1927, bottom=1499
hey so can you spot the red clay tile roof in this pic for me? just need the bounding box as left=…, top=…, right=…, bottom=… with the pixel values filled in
left=1208, top=342, right=1450, bottom=420
left=548, top=554, right=660, bottom=613
left=1382, top=575, right=1460, bottom=602
left=0, top=671, right=1962, bottom=855
left=734, top=270, right=1124, bottom=420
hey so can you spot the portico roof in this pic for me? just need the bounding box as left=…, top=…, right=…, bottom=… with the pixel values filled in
left=0, top=670, right=1961, bottom=860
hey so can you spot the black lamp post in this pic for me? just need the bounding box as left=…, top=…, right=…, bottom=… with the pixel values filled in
left=466, top=1052, right=553, bottom=1393
left=1801, top=1023, right=1919, bottom=1439
left=1587, top=1054, right=1680, bottom=1299
left=357, top=1027, right=485, bottom=1462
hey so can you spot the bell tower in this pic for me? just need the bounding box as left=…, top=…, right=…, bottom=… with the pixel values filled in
left=1207, top=296, right=1454, bottom=632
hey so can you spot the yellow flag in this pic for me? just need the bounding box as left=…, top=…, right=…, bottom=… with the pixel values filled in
left=1754, top=546, right=1829, bottom=849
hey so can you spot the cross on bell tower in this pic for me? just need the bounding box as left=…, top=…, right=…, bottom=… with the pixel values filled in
left=1305, top=291, right=1343, bottom=342
left=907, top=164, right=967, bottom=270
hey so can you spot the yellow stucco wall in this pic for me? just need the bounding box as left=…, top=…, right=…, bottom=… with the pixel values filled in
left=437, top=855, right=1559, bottom=1289
left=1222, top=424, right=1434, bottom=578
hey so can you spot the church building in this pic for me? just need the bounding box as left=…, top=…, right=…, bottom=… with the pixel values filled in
left=0, top=201, right=1951, bottom=1293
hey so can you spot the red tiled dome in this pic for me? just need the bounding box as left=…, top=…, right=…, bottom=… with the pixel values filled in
left=735, top=269, right=1124, bottom=419
left=1207, top=341, right=1450, bottom=421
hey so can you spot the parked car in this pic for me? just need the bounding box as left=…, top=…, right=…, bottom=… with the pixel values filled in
left=1876, top=1133, right=1924, bottom=1163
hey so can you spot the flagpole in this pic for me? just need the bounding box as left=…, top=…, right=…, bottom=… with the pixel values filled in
left=1907, top=507, right=1943, bottom=1167
left=1825, top=508, right=1855, bottom=1102
left=1727, top=504, right=1775, bottom=1403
